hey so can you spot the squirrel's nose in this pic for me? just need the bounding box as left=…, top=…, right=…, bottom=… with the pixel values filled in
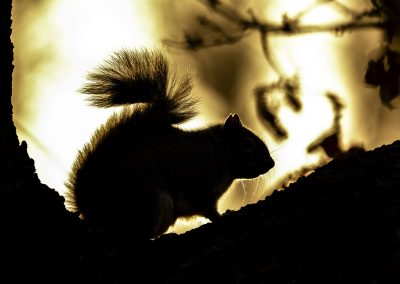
left=263, top=157, right=275, bottom=172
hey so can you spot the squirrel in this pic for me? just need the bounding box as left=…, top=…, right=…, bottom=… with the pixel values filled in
left=65, top=49, right=275, bottom=240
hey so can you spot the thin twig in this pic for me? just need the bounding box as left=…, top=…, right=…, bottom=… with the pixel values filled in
left=195, top=0, right=390, bottom=37
left=165, top=0, right=393, bottom=74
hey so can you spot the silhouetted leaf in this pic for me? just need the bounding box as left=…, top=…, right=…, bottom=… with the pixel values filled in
left=184, top=32, right=204, bottom=50
left=255, top=86, right=288, bottom=140
left=283, top=75, right=302, bottom=111
left=365, top=59, right=385, bottom=86
left=365, top=49, right=400, bottom=109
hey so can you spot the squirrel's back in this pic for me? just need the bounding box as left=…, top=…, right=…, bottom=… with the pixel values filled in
left=65, top=49, right=275, bottom=240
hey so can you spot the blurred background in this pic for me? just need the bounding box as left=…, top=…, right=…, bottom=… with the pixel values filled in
left=12, top=0, right=400, bottom=233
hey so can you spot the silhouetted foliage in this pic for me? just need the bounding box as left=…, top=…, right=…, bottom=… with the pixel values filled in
left=165, top=0, right=400, bottom=144
left=365, top=48, right=400, bottom=109
left=307, top=93, right=349, bottom=158
left=254, top=75, right=301, bottom=140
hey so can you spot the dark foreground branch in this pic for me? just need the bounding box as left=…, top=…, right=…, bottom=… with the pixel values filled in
left=132, top=140, right=400, bottom=284
left=4, top=140, right=400, bottom=284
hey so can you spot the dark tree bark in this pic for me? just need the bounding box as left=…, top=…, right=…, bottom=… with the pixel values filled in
left=132, top=142, right=400, bottom=283
left=1, top=1, right=399, bottom=283
left=0, top=3, right=81, bottom=283
left=0, top=0, right=17, bottom=175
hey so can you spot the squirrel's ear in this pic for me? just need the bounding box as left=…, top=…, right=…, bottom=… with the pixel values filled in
left=224, top=113, right=243, bottom=130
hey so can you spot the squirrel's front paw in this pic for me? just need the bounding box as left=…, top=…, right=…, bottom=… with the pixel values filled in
left=203, top=208, right=221, bottom=222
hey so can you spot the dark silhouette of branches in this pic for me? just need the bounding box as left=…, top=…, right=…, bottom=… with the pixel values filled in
left=164, top=0, right=397, bottom=74
left=307, top=92, right=365, bottom=158
left=164, top=0, right=400, bottom=141
left=307, top=93, right=346, bottom=158
left=254, top=75, right=301, bottom=140
left=365, top=47, right=400, bottom=110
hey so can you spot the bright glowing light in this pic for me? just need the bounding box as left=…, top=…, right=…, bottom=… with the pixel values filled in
left=13, top=0, right=157, bottom=194
left=13, top=0, right=398, bottom=237
left=166, top=217, right=211, bottom=235
left=263, top=0, right=347, bottom=23
left=247, top=0, right=351, bottom=194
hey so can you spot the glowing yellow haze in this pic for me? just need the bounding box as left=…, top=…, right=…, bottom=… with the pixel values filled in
left=13, top=0, right=157, bottom=193
left=12, top=0, right=392, bottom=235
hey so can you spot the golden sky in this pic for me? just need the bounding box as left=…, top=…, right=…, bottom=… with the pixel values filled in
left=11, top=0, right=400, bottom=233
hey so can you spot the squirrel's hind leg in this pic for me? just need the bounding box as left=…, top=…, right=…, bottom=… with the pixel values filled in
left=148, top=189, right=175, bottom=238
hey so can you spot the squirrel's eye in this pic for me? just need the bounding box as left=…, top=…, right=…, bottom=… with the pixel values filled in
left=241, top=137, right=256, bottom=152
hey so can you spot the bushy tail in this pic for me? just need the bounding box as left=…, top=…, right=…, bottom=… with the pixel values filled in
left=79, top=49, right=197, bottom=124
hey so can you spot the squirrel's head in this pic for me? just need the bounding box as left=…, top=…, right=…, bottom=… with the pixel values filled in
left=223, top=113, right=275, bottom=179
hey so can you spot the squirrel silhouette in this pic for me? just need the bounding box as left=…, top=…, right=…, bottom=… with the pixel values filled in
left=65, top=49, right=275, bottom=240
